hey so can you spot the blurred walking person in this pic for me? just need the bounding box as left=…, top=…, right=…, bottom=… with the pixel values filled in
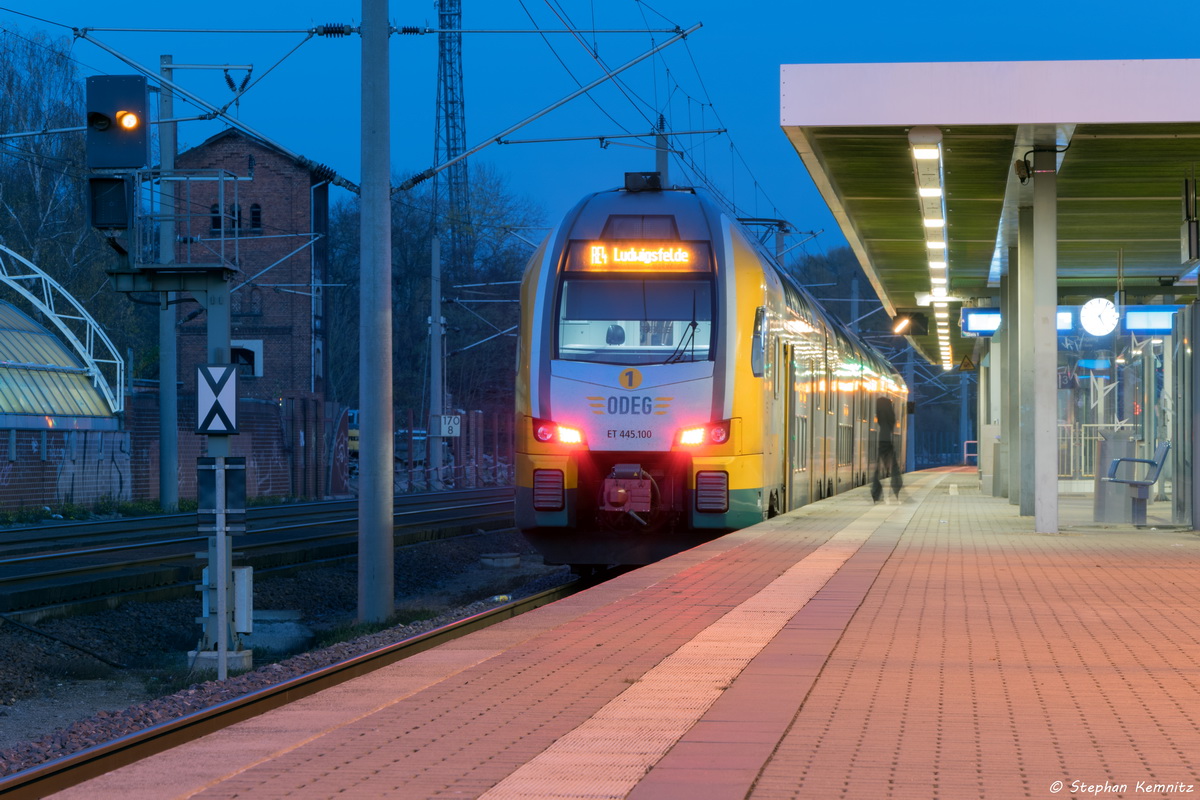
left=871, top=396, right=902, bottom=502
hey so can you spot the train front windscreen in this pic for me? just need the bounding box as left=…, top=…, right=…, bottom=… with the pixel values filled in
left=556, top=239, right=715, bottom=366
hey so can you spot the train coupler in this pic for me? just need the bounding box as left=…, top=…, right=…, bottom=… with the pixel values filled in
left=601, top=464, right=653, bottom=514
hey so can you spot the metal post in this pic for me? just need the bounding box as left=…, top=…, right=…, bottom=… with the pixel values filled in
left=1191, top=309, right=1200, bottom=529
left=204, top=277, right=231, bottom=678
left=959, top=372, right=970, bottom=464
left=205, top=280, right=231, bottom=458
left=850, top=278, right=860, bottom=335
left=1032, top=147, right=1059, bottom=533
left=430, top=235, right=445, bottom=488
left=1003, top=263, right=1019, bottom=503
left=655, top=116, right=669, bottom=184
left=1018, top=206, right=1035, bottom=516
left=214, top=457, right=228, bottom=679
left=358, top=0, right=394, bottom=623
left=159, top=55, right=178, bottom=512
left=904, top=346, right=916, bottom=470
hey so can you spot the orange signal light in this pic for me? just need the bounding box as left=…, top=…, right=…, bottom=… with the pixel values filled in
left=679, top=427, right=706, bottom=446
left=116, top=110, right=140, bottom=130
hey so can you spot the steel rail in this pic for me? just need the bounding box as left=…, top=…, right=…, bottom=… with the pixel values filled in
left=0, top=491, right=516, bottom=618
left=0, top=581, right=578, bottom=799
left=2, top=495, right=512, bottom=565
left=0, top=488, right=513, bottom=550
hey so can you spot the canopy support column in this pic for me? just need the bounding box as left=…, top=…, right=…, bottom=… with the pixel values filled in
left=1032, top=147, right=1060, bottom=533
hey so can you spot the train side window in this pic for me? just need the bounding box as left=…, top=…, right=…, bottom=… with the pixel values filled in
left=773, top=337, right=782, bottom=398
left=751, top=306, right=765, bottom=377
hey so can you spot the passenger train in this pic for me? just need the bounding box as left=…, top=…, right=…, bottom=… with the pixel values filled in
left=515, top=173, right=907, bottom=568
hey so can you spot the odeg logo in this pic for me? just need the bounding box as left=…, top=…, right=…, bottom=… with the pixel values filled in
left=606, top=396, right=653, bottom=415
left=587, top=395, right=672, bottom=416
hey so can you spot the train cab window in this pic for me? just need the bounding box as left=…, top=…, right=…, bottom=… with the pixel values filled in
left=557, top=277, right=713, bottom=365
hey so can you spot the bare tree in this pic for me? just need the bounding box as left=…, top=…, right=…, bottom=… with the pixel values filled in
left=0, top=26, right=155, bottom=375
left=323, top=164, right=544, bottom=418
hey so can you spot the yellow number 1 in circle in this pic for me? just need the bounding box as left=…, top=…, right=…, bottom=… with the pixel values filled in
left=620, top=368, right=643, bottom=389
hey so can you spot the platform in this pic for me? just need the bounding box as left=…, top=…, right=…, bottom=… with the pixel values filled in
left=52, top=468, right=1200, bottom=799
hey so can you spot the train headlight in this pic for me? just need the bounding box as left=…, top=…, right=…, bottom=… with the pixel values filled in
left=532, top=419, right=586, bottom=446
left=557, top=426, right=584, bottom=445
left=676, top=421, right=731, bottom=446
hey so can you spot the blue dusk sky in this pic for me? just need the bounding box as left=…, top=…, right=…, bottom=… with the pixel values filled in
left=3, top=1, right=1200, bottom=256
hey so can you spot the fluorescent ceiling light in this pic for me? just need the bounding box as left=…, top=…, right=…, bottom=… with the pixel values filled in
left=923, top=218, right=945, bottom=228
left=929, top=260, right=947, bottom=269
left=931, top=276, right=947, bottom=285
left=926, top=241, right=946, bottom=250
left=919, top=187, right=942, bottom=198
left=932, top=286, right=948, bottom=297
left=912, top=146, right=940, bottom=160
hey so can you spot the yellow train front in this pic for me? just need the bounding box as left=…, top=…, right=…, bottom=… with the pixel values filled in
left=516, top=174, right=906, bottom=568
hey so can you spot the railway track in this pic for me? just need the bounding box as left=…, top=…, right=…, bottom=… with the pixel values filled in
left=0, top=580, right=579, bottom=799
left=0, top=487, right=515, bottom=619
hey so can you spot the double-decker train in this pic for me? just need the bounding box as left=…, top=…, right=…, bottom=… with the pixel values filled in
left=515, top=173, right=907, bottom=569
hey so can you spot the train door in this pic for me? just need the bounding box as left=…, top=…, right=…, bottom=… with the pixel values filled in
left=805, top=352, right=820, bottom=500
left=826, top=339, right=838, bottom=497
left=858, top=387, right=871, bottom=486
left=764, top=330, right=783, bottom=514
left=834, top=374, right=853, bottom=495
left=814, top=335, right=833, bottom=498
left=786, top=343, right=811, bottom=509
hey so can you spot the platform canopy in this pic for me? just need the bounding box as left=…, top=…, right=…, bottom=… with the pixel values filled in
left=0, top=300, right=119, bottom=430
left=781, top=58, right=1200, bottom=364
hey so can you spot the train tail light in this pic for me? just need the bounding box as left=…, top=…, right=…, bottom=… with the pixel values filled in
left=533, top=419, right=586, bottom=446
left=695, top=471, right=729, bottom=512
left=533, top=469, right=565, bottom=510
left=676, top=420, right=731, bottom=447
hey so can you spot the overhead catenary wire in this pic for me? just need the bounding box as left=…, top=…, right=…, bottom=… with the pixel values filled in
left=397, top=22, right=701, bottom=192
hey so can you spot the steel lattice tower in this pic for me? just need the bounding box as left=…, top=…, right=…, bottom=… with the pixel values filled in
left=434, top=0, right=471, bottom=277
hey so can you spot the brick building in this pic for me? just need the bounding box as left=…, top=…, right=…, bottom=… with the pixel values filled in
left=0, top=130, right=351, bottom=512
left=169, top=128, right=343, bottom=500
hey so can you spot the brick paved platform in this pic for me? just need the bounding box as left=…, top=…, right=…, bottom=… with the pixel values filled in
left=55, top=469, right=1200, bottom=799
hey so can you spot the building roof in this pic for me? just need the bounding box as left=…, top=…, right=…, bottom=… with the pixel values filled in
left=0, top=300, right=118, bottom=430
left=781, top=58, right=1200, bottom=365
left=178, top=128, right=336, bottom=183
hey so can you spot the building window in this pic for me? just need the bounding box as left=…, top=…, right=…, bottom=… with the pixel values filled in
left=249, top=287, right=263, bottom=315
left=231, top=339, right=264, bottom=377
left=210, top=204, right=221, bottom=233
left=250, top=203, right=262, bottom=233
left=231, top=347, right=255, bottom=377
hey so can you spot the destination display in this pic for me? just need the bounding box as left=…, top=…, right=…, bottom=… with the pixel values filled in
left=566, top=241, right=712, bottom=272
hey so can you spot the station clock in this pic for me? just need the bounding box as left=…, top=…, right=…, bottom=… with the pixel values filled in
left=1080, top=297, right=1119, bottom=336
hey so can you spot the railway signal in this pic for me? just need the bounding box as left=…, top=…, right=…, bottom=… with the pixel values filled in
left=85, top=75, right=150, bottom=169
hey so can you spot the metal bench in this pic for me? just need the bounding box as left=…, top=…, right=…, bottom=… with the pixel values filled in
left=1105, top=441, right=1171, bottom=526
